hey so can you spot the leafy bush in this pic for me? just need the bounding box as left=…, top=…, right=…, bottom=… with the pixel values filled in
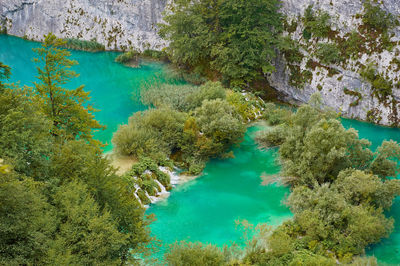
left=142, top=49, right=168, bottom=60
left=141, top=81, right=226, bottom=112
left=278, top=36, right=304, bottom=64
left=115, top=50, right=139, bottom=64
left=315, top=43, right=342, bottom=65
left=360, top=64, right=393, bottom=100
left=115, top=82, right=245, bottom=174
left=256, top=126, right=287, bottom=147
left=112, top=107, right=187, bottom=159
left=363, top=1, right=397, bottom=32
left=165, top=241, right=226, bottom=266
left=303, top=5, right=332, bottom=39
left=62, top=38, right=105, bottom=51
left=263, top=103, right=292, bottom=126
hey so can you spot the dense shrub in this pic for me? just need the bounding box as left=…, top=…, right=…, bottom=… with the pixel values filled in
left=165, top=241, right=226, bottom=266
left=115, top=50, right=139, bottom=64
left=62, top=38, right=105, bottom=51
left=363, top=1, right=397, bottom=32
left=315, top=43, right=343, bottom=65
left=114, top=82, right=246, bottom=174
left=303, top=5, right=332, bottom=39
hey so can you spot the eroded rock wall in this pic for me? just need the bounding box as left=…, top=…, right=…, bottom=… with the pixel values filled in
left=269, top=0, right=400, bottom=126
left=0, top=0, right=168, bottom=50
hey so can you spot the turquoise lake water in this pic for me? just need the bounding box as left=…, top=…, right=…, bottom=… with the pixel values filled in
left=1, top=35, right=400, bottom=264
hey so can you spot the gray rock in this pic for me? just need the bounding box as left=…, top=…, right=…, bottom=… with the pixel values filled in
left=0, top=0, right=168, bottom=50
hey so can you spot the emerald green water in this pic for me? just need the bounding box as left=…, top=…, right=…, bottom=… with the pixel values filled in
left=0, top=35, right=165, bottom=152
left=2, top=35, right=400, bottom=264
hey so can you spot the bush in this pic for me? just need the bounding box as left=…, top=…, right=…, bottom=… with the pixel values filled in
left=360, top=64, right=393, bottom=100
left=62, top=38, right=105, bottom=51
left=303, top=6, right=332, bottom=39
left=363, top=1, right=397, bottom=32
left=256, top=126, right=287, bottom=147
left=263, top=103, right=292, bottom=126
left=142, top=49, right=168, bottom=61
left=165, top=241, right=226, bottom=266
left=141, top=81, right=226, bottom=112
left=315, top=43, right=342, bottom=65
left=115, top=50, right=139, bottom=64
left=112, top=107, right=187, bottom=158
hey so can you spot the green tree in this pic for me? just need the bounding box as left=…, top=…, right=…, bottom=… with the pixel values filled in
left=0, top=168, right=56, bottom=265
left=33, top=33, right=104, bottom=141
left=160, top=0, right=282, bottom=87
left=47, top=181, right=127, bottom=265
left=0, top=87, right=52, bottom=178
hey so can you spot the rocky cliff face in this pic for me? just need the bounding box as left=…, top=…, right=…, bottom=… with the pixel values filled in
left=1, top=0, right=399, bottom=126
left=0, top=0, right=168, bottom=51
left=269, top=0, right=400, bottom=126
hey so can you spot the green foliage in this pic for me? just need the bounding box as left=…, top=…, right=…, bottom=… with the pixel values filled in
left=0, top=169, right=55, bottom=265
left=115, top=81, right=246, bottom=174
left=142, top=49, right=168, bottom=60
left=303, top=5, right=332, bottom=39
left=62, top=38, right=105, bottom=51
left=315, top=43, right=343, bottom=65
left=47, top=181, right=127, bottom=265
left=262, top=103, right=292, bottom=126
left=248, top=101, right=400, bottom=264
left=226, top=91, right=264, bottom=121
left=0, top=62, right=10, bottom=89
left=194, top=99, right=246, bottom=157
left=142, top=81, right=226, bottom=112
left=0, top=41, right=153, bottom=264
left=362, top=1, right=397, bottom=32
left=343, top=31, right=363, bottom=59
left=360, top=64, right=393, bottom=100
left=112, top=107, right=187, bottom=158
left=256, top=126, right=287, bottom=147
left=0, top=87, right=52, bottom=178
left=159, top=0, right=282, bottom=86
left=34, top=33, right=105, bottom=142
left=278, top=36, right=303, bottom=64
left=165, top=241, right=226, bottom=266
left=115, top=50, right=139, bottom=64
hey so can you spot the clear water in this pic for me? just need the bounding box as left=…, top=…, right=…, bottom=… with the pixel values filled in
left=2, top=35, right=400, bottom=264
left=0, top=35, right=165, bottom=152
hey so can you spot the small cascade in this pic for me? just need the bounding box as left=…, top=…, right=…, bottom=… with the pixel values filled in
left=159, top=166, right=180, bottom=186
left=154, top=179, right=170, bottom=198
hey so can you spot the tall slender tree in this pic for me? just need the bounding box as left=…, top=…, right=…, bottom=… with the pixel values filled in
left=33, top=33, right=104, bottom=142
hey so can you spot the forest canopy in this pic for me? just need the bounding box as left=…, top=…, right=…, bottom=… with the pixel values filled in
left=159, top=0, right=282, bottom=87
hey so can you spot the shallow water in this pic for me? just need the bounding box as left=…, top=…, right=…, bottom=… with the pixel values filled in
left=2, top=35, right=400, bottom=264
left=0, top=35, right=165, bottom=152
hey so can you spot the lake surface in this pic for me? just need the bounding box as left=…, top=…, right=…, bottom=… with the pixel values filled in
left=1, top=35, right=400, bottom=264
